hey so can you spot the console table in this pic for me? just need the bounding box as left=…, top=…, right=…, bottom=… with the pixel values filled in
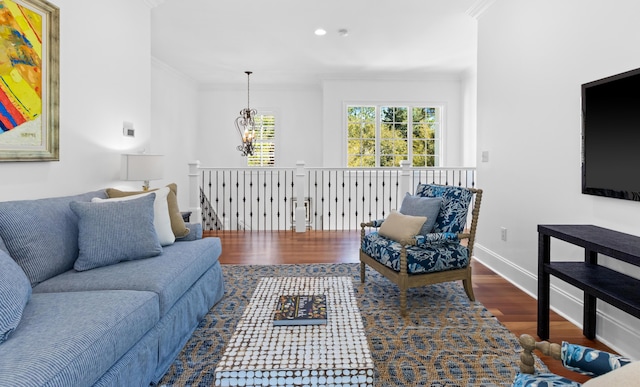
left=538, top=224, right=640, bottom=340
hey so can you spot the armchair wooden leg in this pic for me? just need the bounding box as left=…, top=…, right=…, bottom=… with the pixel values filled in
left=360, top=262, right=366, bottom=284
left=400, top=288, right=407, bottom=317
left=463, top=266, right=475, bottom=301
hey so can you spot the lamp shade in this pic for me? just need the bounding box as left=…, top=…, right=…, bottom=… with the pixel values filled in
left=121, top=154, right=164, bottom=181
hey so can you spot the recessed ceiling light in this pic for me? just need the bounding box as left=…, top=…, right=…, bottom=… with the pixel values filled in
left=314, top=28, right=327, bottom=36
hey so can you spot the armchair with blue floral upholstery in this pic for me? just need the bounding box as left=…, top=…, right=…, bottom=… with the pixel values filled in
left=514, top=333, right=638, bottom=386
left=359, top=183, right=482, bottom=316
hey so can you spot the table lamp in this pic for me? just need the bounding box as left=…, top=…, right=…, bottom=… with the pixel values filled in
left=121, top=154, right=164, bottom=191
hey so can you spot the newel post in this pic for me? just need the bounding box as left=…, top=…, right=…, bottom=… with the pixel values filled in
left=295, top=160, right=307, bottom=233
left=188, top=160, right=201, bottom=224
left=400, top=160, right=413, bottom=195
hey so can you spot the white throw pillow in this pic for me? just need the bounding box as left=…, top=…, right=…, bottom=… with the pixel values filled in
left=92, top=187, right=175, bottom=246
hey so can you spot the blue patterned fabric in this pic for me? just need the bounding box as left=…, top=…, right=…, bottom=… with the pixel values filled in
left=415, top=184, right=474, bottom=234
left=362, top=231, right=469, bottom=274
left=0, top=250, right=31, bottom=344
left=0, top=190, right=107, bottom=286
left=561, top=342, right=631, bottom=376
left=70, top=194, right=162, bottom=271
left=512, top=372, right=582, bottom=386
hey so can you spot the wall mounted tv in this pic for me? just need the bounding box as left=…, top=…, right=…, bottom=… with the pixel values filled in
left=582, top=67, right=640, bottom=201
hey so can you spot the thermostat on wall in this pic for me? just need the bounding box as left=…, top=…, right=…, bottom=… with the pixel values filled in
left=123, top=121, right=135, bottom=137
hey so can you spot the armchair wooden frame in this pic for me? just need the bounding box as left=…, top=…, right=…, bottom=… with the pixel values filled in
left=359, top=187, right=482, bottom=317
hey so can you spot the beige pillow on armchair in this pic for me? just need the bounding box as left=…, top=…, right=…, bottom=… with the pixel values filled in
left=378, top=210, right=427, bottom=243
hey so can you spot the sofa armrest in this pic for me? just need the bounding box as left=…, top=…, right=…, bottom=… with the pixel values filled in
left=176, top=223, right=202, bottom=242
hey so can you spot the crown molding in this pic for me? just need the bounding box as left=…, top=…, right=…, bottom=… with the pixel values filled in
left=466, top=0, right=497, bottom=20
left=151, top=56, right=197, bottom=86
left=142, top=0, right=165, bottom=9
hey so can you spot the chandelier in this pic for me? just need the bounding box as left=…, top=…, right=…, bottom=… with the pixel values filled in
left=235, top=71, right=257, bottom=156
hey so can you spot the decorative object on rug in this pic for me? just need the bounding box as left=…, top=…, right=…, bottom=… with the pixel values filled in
left=0, top=0, right=59, bottom=162
left=159, top=263, right=545, bottom=386
left=272, top=294, right=327, bottom=326
left=235, top=71, right=257, bottom=156
left=513, top=334, right=634, bottom=386
left=360, top=184, right=482, bottom=316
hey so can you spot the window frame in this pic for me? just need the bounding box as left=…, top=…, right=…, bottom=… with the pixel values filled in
left=344, top=102, right=445, bottom=168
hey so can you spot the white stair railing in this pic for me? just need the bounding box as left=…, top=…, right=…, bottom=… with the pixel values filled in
left=189, top=161, right=476, bottom=233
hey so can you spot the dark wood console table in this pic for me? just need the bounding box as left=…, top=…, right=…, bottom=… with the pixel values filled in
left=538, top=224, right=640, bottom=340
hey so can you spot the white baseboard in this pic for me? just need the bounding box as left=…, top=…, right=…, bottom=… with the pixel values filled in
left=473, top=243, right=640, bottom=360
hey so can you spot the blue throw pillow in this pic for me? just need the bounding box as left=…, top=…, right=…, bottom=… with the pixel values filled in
left=0, top=190, right=108, bottom=286
left=0, top=250, right=31, bottom=344
left=70, top=194, right=162, bottom=271
left=399, top=193, right=442, bottom=235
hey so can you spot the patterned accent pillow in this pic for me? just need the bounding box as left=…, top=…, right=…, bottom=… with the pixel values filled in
left=106, top=183, right=189, bottom=238
left=92, top=187, right=175, bottom=246
left=70, top=194, right=162, bottom=271
left=583, top=361, right=640, bottom=386
left=379, top=210, right=427, bottom=243
left=0, top=249, right=31, bottom=344
left=399, top=193, right=442, bottom=235
left=415, top=184, right=473, bottom=234
left=562, top=341, right=631, bottom=376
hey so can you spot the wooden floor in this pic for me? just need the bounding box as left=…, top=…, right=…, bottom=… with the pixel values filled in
left=208, top=230, right=616, bottom=383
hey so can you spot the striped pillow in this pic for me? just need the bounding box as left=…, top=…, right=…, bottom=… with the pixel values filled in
left=70, top=194, right=162, bottom=271
left=0, top=250, right=31, bottom=344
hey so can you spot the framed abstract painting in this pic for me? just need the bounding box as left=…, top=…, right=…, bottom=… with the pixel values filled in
left=0, top=0, right=59, bottom=161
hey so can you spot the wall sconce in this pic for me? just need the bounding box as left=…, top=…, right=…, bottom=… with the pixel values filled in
left=121, top=154, right=164, bottom=191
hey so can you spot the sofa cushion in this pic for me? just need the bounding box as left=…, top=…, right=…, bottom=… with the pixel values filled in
left=106, top=183, right=190, bottom=238
left=0, top=250, right=31, bottom=344
left=93, top=186, right=175, bottom=246
left=0, top=190, right=108, bottom=286
left=34, top=237, right=222, bottom=317
left=361, top=231, right=470, bottom=274
left=0, top=290, right=159, bottom=387
left=399, top=192, right=442, bottom=235
left=71, top=194, right=163, bottom=271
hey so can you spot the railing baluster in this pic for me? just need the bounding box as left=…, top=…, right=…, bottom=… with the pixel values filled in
left=197, top=165, right=476, bottom=233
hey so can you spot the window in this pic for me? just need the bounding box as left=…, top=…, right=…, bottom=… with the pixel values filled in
left=248, top=112, right=275, bottom=167
left=347, top=105, right=441, bottom=167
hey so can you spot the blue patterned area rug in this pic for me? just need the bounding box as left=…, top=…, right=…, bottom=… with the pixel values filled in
left=160, top=263, right=542, bottom=386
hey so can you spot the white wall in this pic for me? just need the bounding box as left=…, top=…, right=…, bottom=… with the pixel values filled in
left=196, top=85, right=323, bottom=168
left=150, top=58, right=199, bottom=210
left=0, top=0, right=154, bottom=201
left=322, top=78, right=469, bottom=168
left=476, top=0, right=640, bottom=358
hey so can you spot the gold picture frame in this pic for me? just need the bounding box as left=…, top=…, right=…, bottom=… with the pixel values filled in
left=0, top=0, right=59, bottom=161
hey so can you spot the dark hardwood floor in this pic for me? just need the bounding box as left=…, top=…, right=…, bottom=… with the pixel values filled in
left=208, top=230, right=616, bottom=383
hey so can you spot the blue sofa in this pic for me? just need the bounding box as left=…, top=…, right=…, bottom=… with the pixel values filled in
left=0, top=190, right=225, bottom=386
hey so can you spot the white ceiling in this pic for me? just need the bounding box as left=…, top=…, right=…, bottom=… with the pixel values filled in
left=150, top=0, right=480, bottom=86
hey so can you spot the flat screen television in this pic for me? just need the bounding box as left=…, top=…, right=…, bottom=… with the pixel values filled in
left=582, top=67, right=640, bottom=201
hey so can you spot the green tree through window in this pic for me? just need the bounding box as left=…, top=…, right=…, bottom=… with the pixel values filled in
left=248, top=113, right=275, bottom=167
left=347, top=105, right=440, bottom=167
